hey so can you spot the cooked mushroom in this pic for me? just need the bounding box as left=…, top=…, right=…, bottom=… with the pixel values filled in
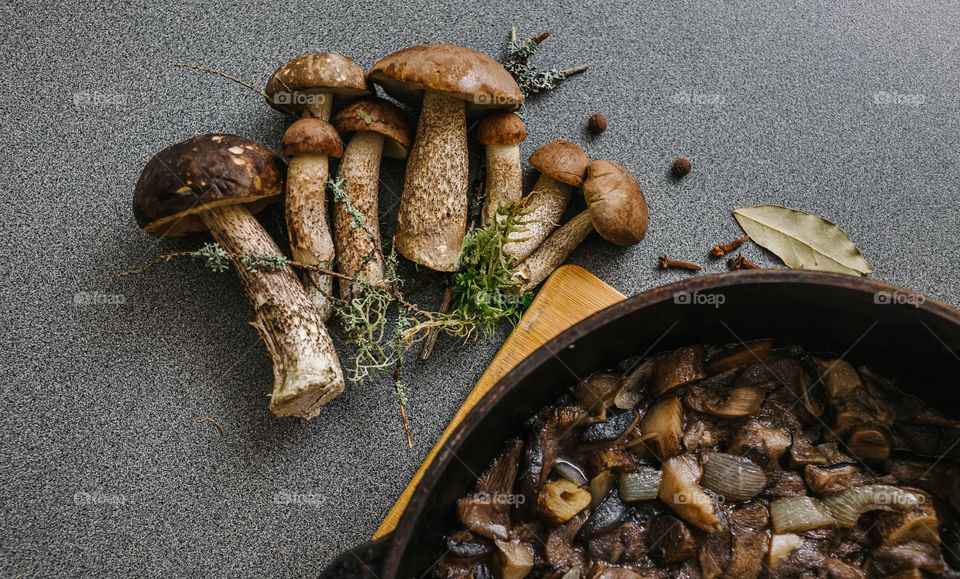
left=330, top=98, right=412, bottom=300
left=476, top=112, right=526, bottom=226
left=640, top=396, right=684, bottom=461
left=280, top=118, right=343, bottom=319
left=265, top=54, right=370, bottom=319
left=648, top=514, right=697, bottom=564
left=658, top=454, right=722, bottom=532
left=818, top=359, right=893, bottom=462
left=865, top=541, right=946, bottom=576
left=457, top=439, right=523, bottom=541
left=653, top=346, right=706, bottom=397
left=502, top=141, right=589, bottom=263
left=442, top=341, right=960, bottom=576
left=684, top=384, right=767, bottom=418
left=133, top=134, right=344, bottom=417
left=493, top=539, right=535, bottom=579
left=512, top=160, right=648, bottom=292
left=368, top=44, right=522, bottom=271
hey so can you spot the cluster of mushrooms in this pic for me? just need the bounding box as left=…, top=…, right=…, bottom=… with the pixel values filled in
left=441, top=341, right=960, bottom=578
left=132, top=45, right=649, bottom=419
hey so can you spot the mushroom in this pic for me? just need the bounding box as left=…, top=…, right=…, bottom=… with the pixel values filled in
left=133, top=134, right=344, bottom=417
left=330, top=98, right=413, bottom=300
left=512, top=160, right=648, bottom=292
left=265, top=53, right=370, bottom=319
left=476, top=112, right=526, bottom=226
left=368, top=44, right=522, bottom=271
left=281, top=118, right=343, bottom=320
left=658, top=454, right=722, bottom=532
left=818, top=358, right=893, bottom=462
left=502, top=140, right=589, bottom=263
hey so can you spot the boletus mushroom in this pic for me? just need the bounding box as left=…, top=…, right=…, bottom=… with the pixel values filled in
left=476, top=111, right=526, bottom=226
left=266, top=53, right=370, bottom=319
left=368, top=44, right=522, bottom=271
left=331, top=98, right=412, bottom=300
left=281, top=118, right=343, bottom=320
left=265, top=53, right=370, bottom=121
left=502, top=140, right=589, bottom=263
left=513, top=160, right=648, bottom=292
left=133, top=134, right=344, bottom=417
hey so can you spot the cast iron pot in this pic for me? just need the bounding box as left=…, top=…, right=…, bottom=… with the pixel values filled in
left=324, top=270, right=960, bottom=578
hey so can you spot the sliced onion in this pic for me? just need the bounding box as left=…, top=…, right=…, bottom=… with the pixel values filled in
left=614, top=359, right=653, bottom=409
left=700, top=452, right=767, bottom=502
left=552, top=458, right=588, bottom=486
left=589, top=470, right=614, bottom=508
left=769, top=496, right=836, bottom=533
left=821, top=484, right=923, bottom=527
left=618, top=470, right=662, bottom=502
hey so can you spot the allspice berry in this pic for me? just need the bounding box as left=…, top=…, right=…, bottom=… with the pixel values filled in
left=588, top=113, right=607, bottom=134
left=673, top=157, right=692, bottom=177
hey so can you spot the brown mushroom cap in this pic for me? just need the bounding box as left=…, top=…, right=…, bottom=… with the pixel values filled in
left=264, top=53, right=371, bottom=113
left=133, top=134, right=284, bottom=238
left=583, top=160, right=649, bottom=246
left=368, top=44, right=522, bottom=116
left=332, top=97, right=413, bottom=159
left=476, top=111, right=526, bottom=145
left=281, top=118, right=343, bottom=158
left=529, top=140, right=590, bottom=187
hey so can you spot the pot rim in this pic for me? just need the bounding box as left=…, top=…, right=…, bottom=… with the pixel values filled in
left=383, top=269, right=960, bottom=575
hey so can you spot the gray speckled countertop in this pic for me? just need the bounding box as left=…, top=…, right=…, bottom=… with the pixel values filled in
left=1, top=0, right=958, bottom=576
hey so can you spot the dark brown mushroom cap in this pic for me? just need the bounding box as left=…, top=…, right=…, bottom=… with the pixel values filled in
left=529, top=140, right=590, bottom=186
left=332, top=97, right=413, bottom=159
left=264, top=53, right=371, bottom=113
left=368, top=44, right=522, bottom=116
left=583, top=160, right=649, bottom=246
left=476, top=111, right=526, bottom=145
left=133, top=134, right=284, bottom=238
left=281, top=118, right=343, bottom=158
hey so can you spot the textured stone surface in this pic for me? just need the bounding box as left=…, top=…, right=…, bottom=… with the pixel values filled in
left=0, top=0, right=957, bottom=576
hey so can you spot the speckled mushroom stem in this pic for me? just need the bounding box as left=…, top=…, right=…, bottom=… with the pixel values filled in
left=394, top=90, right=468, bottom=272
left=481, top=143, right=523, bottom=226
left=512, top=209, right=593, bottom=293
left=199, top=203, right=345, bottom=418
left=305, top=97, right=333, bottom=122
left=333, top=131, right=386, bottom=299
left=502, top=174, right=573, bottom=264
left=285, top=154, right=336, bottom=320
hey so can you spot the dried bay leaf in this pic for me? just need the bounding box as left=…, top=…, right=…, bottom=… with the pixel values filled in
left=732, top=205, right=872, bottom=276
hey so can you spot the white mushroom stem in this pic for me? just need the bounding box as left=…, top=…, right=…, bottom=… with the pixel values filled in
left=305, top=95, right=333, bottom=121
left=394, top=90, right=468, bottom=272
left=481, top=142, right=523, bottom=226
left=286, top=153, right=335, bottom=320
left=502, top=174, right=573, bottom=263
left=333, top=131, right=385, bottom=300
left=199, top=203, right=344, bottom=418
left=513, top=209, right=593, bottom=293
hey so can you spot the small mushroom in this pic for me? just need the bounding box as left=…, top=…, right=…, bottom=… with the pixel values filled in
left=513, top=160, right=648, bottom=292
left=502, top=140, right=589, bottom=263
left=265, top=53, right=370, bottom=121
left=476, top=111, right=527, bottom=226
left=369, top=44, right=522, bottom=271
left=133, top=134, right=344, bottom=417
left=266, top=54, right=370, bottom=319
left=331, top=98, right=412, bottom=300
left=281, top=118, right=343, bottom=320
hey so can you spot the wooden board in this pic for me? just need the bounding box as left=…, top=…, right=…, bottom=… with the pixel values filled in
left=373, top=265, right=626, bottom=539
